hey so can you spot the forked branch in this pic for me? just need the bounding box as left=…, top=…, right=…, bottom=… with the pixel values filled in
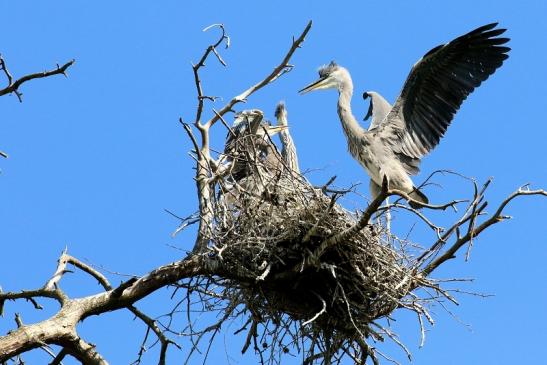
left=0, top=54, right=75, bottom=158
left=422, top=185, right=547, bottom=276
left=0, top=55, right=74, bottom=102
left=203, top=20, right=313, bottom=129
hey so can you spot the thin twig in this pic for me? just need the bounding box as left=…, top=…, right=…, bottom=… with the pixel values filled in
left=422, top=186, right=547, bottom=276
left=203, top=20, right=312, bottom=130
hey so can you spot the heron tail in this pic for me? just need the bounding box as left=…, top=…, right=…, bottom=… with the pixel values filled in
left=408, top=187, right=428, bottom=209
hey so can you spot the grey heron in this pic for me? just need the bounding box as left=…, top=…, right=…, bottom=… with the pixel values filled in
left=300, top=23, right=510, bottom=208
left=275, top=101, right=301, bottom=174
left=223, top=109, right=287, bottom=182
left=224, top=110, right=287, bottom=152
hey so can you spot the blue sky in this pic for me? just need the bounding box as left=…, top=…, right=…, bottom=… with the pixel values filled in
left=1, top=1, right=546, bottom=364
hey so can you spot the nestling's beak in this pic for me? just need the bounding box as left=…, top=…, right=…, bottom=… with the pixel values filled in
left=299, top=76, right=328, bottom=95
left=267, top=125, right=288, bottom=136
left=259, top=125, right=288, bottom=137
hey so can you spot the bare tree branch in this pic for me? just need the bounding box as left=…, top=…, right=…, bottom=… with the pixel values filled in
left=0, top=55, right=75, bottom=159
left=60, top=337, right=107, bottom=365
left=0, top=56, right=75, bottom=102
left=49, top=348, right=68, bottom=365
left=192, top=24, right=229, bottom=125
left=0, top=253, right=215, bottom=362
left=203, top=20, right=312, bottom=130
left=422, top=186, right=547, bottom=276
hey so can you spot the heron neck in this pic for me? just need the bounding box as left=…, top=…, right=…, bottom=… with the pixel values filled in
left=337, top=86, right=366, bottom=143
left=279, top=129, right=291, bottom=145
left=280, top=132, right=300, bottom=173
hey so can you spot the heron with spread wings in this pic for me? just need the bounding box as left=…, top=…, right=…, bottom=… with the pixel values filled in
left=300, top=23, right=510, bottom=208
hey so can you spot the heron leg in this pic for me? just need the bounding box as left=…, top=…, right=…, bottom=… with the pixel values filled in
left=385, top=196, right=391, bottom=233
left=370, top=179, right=391, bottom=233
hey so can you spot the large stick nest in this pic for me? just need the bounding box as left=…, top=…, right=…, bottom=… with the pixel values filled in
left=194, top=110, right=435, bottom=364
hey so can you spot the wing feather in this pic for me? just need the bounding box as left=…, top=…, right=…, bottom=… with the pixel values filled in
left=378, top=23, right=510, bottom=159
left=363, top=91, right=392, bottom=130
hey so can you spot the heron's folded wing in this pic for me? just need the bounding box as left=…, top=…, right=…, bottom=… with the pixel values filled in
left=364, top=91, right=392, bottom=131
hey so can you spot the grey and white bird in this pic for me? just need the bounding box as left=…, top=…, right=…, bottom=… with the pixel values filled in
left=300, top=23, right=510, bottom=208
left=224, top=110, right=287, bottom=153
left=275, top=101, right=301, bottom=174
left=223, top=110, right=287, bottom=181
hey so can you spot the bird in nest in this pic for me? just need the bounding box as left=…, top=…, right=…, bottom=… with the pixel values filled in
left=223, top=109, right=287, bottom=182
left=300, top=23, right=510, bottom=208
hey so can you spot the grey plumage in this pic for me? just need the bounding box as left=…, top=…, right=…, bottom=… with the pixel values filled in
left=275, top=102, right=300, bottom=174
left=300, top=23, right=510, bottom=208
left=224, top=110, right=287, bottom=182
left=220, top=110, right=289, bottom=208
left=224, top=110, right=285, bottom=153
left=363, top=91, right=392, bottom=131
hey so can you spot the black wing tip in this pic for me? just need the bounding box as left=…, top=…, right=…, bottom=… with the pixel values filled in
left=481, top=28, right=507, bottom=39
left=495, top=37, right=511, bottom=44
left=497, top=46, right=512, bottom=53
left=475, top=22, right=499, bottom=32
left=467, top=23, right=511, bottom=53
left=467, top=22, right=507, bottom=39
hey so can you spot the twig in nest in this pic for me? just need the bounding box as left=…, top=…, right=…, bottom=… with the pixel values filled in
left=302, top=292, right=327, bottom=326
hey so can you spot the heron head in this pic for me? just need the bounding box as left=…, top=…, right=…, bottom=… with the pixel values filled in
left=299, top=61, right=351, bottom=94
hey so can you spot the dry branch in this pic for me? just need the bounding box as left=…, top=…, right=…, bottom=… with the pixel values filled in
left=422, top=185, right=547, bottom=276
left=0, top=55, right=74, bottom=102
left=0, top=54, right=75, bottom=159
left=0, top=254, right=213, bottom=362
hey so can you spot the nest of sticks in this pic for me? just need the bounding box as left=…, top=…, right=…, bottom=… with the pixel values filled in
left=186, top=109, right=440, bottom=364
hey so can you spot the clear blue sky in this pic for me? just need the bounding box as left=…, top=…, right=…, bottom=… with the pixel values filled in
left=1, top=1, right=546, bottom=364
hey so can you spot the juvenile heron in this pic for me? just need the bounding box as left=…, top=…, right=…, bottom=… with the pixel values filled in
left=220, top=110, right=288, bottom=207
left=223, top=110, right=287, bottom=182
left=224, top=110, right=287, bottom=153
left=300, top=23, right=510, bottom=208
left=275, top=101, right=301, bottom=174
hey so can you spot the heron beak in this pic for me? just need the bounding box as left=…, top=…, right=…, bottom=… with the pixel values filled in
left=299, top=76, right=328, bottom=94
left=266, top=125, right=288, bottom=136
left=363, top=101, right=373, bottom=121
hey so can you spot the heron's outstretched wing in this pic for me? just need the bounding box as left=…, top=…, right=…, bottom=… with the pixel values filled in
left=377, top=23, right=510, bottom=159
left=363, top=91, right=392, bottom=131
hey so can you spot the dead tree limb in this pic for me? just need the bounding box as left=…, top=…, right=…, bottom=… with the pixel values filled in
left=0, top=253, right=216, bottom=362
left=0, top=55, right=74, bottom=102
left=421, top=185, right=547, bottom=276
left=0, top=54, right=75, bottom=158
